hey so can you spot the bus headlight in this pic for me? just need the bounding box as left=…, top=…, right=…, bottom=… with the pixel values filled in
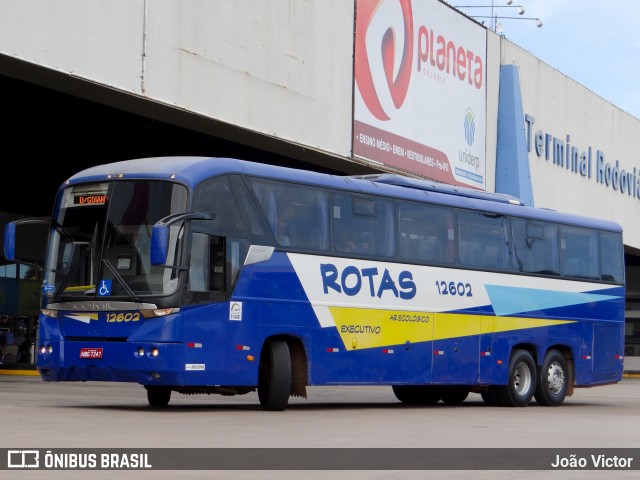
left=140, top=308, right=180, bottom=319
left=41, top=309, right=58, bottom=318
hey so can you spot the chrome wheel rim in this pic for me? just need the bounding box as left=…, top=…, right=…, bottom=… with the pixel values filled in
left=513, top=361, right=533, bottom=395
left=546, top=361, right=565, bottom=394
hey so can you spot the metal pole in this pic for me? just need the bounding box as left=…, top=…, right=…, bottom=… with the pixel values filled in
left=491, top=0, right=495, bottom=31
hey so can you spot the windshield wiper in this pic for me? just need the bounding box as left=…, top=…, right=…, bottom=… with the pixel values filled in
left=101, top=258, right=142, bottom=303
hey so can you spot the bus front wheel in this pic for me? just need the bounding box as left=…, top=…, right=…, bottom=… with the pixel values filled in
left=258, top=339, right=292, bottom=411
left=496, top=349, right=536, bottom=407
left=146, top=386, right=171, bottom=408
left=534, top=349, right=568, bottom=406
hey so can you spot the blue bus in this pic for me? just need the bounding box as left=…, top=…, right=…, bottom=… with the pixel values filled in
left=4, top=156, right=625, bottom=410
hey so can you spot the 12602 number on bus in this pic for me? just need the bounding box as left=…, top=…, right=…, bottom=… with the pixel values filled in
left=106, top=313, right=141, bottom=323
left=435, top=280, right=473, bottom=297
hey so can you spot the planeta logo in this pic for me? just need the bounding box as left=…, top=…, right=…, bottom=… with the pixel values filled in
left=355, top=0, right=414, bottom=121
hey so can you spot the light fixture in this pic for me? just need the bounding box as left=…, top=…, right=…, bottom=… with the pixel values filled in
left=454, top=1, right=542, bottom=32
left=471, top=15, right=543, bottom=29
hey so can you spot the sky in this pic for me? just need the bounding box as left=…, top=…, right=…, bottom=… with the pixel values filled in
left=448, top=0, right=640, bottom=119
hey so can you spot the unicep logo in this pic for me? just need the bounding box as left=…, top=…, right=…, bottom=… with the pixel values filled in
left=355, top=0, right=413, bottom=121
left=464, top=108, right=475, bottom=146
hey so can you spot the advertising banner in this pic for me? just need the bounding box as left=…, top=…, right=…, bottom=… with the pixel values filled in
left=353, top=0, right=487, bottom=189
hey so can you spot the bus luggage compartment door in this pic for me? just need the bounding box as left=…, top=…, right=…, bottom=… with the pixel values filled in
left=589, top=323, right=624, bottom=384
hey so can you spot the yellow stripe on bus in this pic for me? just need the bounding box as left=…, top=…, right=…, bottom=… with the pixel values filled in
left=64, top=285, right=96, bottom=292
left=329, top=307, right=575, bottom=350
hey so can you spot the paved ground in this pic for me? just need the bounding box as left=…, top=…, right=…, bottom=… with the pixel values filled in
left=1, top=373, right=639, bottom=479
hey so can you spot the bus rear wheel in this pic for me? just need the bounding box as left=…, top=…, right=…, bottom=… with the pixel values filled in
left=534, top=349, right=568, bottom=406
left=146, top=386, right=171, bottom=408
left=258, top=339, right=292, bottom=411
left=392, top=386, right=440, bottom=405
left=496, top=349, right=536, bottom=407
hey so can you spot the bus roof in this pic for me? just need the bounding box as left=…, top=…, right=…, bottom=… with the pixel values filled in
left=352, top=173, right=525, bottom=206
left=66, top=156, right=622, bottom=233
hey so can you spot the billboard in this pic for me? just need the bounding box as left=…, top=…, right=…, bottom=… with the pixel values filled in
left=353, top=0, right=487, bottom=189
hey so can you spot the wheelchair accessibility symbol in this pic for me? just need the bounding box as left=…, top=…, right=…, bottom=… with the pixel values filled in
left=97, top=279, right=112, bottom=297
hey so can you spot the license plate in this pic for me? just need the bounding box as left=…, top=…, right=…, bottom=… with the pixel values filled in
left=79, top=347, right=103, bottom=359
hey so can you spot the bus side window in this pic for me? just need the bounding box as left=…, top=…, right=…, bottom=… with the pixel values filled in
left=209, top=236, right=225, bottom=291
left=229, top=176, right=270, bottom=244
left=333, top=193, right=395, bottom=257
left=457, top=211, right=509, bottom=270
left=398, top=201, right=453, bottom=265
left=599, top=232, right=624, bottom=283
left=511, top=219, right=560, bottom=275
left=189, top=232, right=211, bottom=292
left=560, top=226, right=599, bottom=279
left=189, top=233, right=225, bottom=293
left=193, top=177, right=246, bottom=236
left=248, top=178, right=329, bottom=251
left=189, top=233, right=244, bottom=294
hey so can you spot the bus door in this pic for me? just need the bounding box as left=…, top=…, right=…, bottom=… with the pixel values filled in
left=180, top=177, right=254, bottom=383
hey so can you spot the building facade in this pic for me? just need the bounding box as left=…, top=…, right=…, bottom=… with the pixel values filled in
left=0, top=0, right=638, bottom=370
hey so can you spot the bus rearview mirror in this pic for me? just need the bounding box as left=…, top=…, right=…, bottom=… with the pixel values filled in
left=150, top=224, right=169, bottom=266
left=3, top=217, right=50, bottom=264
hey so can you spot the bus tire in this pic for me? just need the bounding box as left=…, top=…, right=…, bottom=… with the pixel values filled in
left=392, top=386, right=440, bottom=405
left=496, top=349, right=536, bottom=407
left=534, top=349, right=568, bottom=406
left=146, top=386, right=171, bottom=408
left=440, top=386, right=470, bottom=405
left=258, top=339, right=292, bottom=411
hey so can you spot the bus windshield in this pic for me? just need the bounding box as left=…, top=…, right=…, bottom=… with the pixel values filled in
left=45, top=180, right=188, bottom=301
